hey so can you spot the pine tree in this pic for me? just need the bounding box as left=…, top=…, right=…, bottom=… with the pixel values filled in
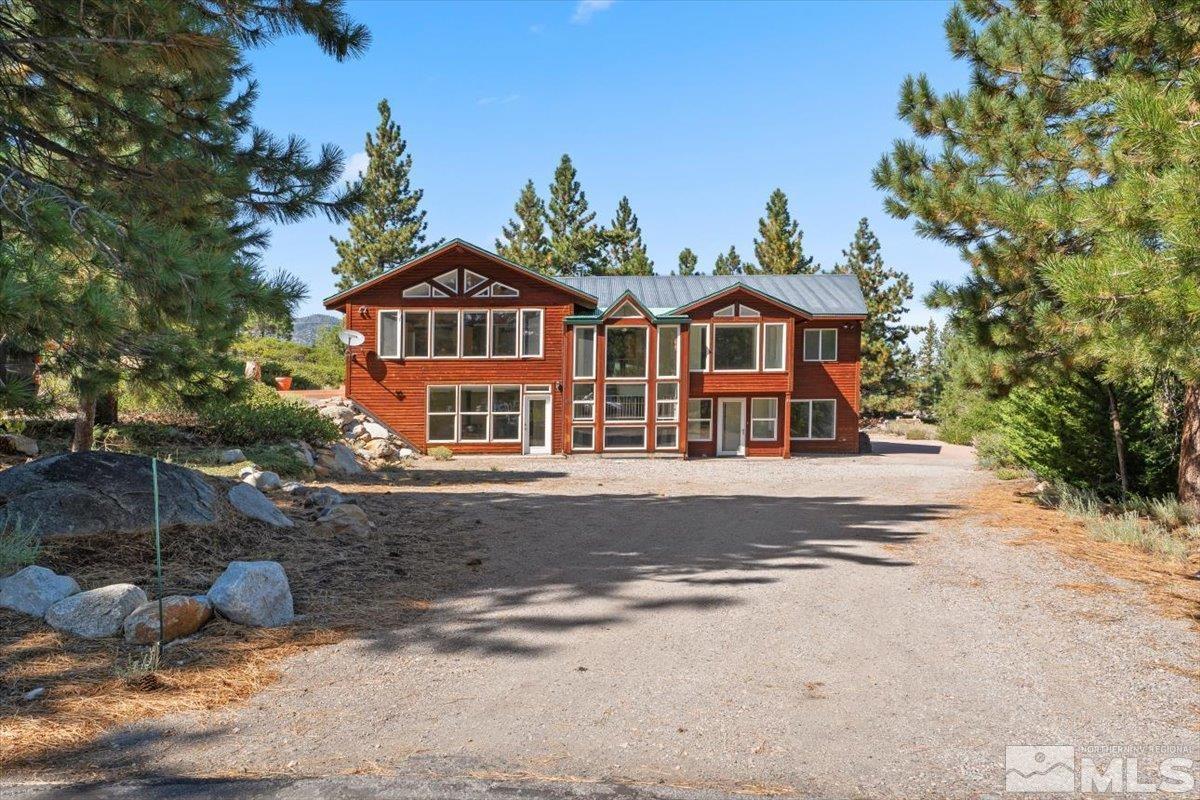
left=914, top=321, right=943, bottom=417
left=601, top=196, right=654, bottom=275
left=546, top=154, right=602, bottom=276
left=753, top=189, right=817, bottom=275
left=676, top=247, right=699, bottom=276
left=713, top=246, right=746, bottom=276
left=834, top=218, right=914, bottom=414
left=496, top=180, right=550, bottom=272
left=331, top=99, right=439, bottom=291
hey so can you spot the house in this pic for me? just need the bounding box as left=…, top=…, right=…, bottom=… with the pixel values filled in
left=323, top=239, right=866, bottom=457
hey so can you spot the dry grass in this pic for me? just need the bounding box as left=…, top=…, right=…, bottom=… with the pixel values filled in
left=0, top=478, right=473, bottom=772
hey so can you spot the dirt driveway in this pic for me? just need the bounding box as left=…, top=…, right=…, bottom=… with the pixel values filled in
left=61, top=440, right=1200, bottom=798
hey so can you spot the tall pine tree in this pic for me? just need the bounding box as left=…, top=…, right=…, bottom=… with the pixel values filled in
left=496, top=180, right=550, bottom=271
left=546, top=154, right=602, bottom=276
left=834, top=218, right=915, bottom=414
left=331, top=99, right=439, bottom=291
left=914, top=320, right=944, bottom=417
left=713, top=246, right=746, bottom=276
left=753, top=189, right=817, bottom=274
left=601, top=196, right=654, bottom=275
left=676, top=247, right=699, bottom=276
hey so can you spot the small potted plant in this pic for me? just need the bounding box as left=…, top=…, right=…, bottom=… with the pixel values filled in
left=274, top=375, right=293, bottom=391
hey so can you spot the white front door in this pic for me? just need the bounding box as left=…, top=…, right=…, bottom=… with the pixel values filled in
left=717, top=398, right=746, bottom=456
left=523, top=394, right=552, bottom=455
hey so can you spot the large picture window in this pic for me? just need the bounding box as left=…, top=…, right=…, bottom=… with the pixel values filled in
left=520, top=309, right=543, bottom=357
left=763, top=323, right=786, bottom=371
left=803, top=329, right=838, bottom=362
left=606, top=326, right=648, bottom=378
left=426, top=385, right=527, bottom=444
left=378, top=311, right=399, bottom=358
left=605, top=383, right=646, bottom=421
left=491, top=311, right=518, bottom=357
left=572, top=383, right=594, bottom=421
left=790, top=399, right=836, bottom=440
left=574, top=327, right=596, bottom=378
left=656, top=382, right=678, bottom=421
left=750, top=397, right=778, bottom=441
left=687, top=398, right=713, bottom=441
left=432, top=311, right=459, bottom=358
left=689, top=324, right=708, bottom=371
left=657, top=326, right=679, bottom=378
left=462, top=311, right=488, bottom=357
left=713, top=324, right=758, bottom=371
left=603, top=426, right=646, bottom=450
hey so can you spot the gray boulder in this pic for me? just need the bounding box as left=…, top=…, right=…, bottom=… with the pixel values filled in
left=0, top=565, right=80, bottom=617
left=0, top=433, right=38, bottom=457
left=304, top=486, right=346, bottom=510
left=291, top=441, right=315, bottom=468
left=219, top=448, right=245, bottom=464
left=315, top=503, right=371, bottom=535
left=227, top=483, right=294, bottom=528
left=208, top=561, right=294, bottom=627
left=280, top=481, right=308, bottom=497
left=362, top=422, right=390, bottom=440
left=319, top=405, right=355, bottom=425
left=318, top=443, right=363, bottom=476
left=0, top=452, right=216, bottom=540
left=397, top=447, right=415, bottom=459
left=45, top=583, right=147, bottom=638
left=242, top=470, right=281, bottom=491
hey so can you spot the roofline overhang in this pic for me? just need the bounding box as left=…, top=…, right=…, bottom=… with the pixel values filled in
left=666, top=281, right=816, bottom=318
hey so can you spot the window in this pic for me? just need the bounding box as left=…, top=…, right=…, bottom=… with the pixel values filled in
left=459, top=386, right=489, bottom=441
left=750, top=398, right=778, bottom=441
left=573, top=383, right=594, bottom=421
left=605, top=383, right=646, bottom=421
left=803, top=329, right=838, bottom=362
left=378, top=311, right=399, bottom=358
left=491, top=311, right=518, bottom=357
left=656, top=382, right=678, bottom=421
left=525, top=384, right=551, bottom=393
left=714, top=304, right=736, bottom=317
left=740, top=305, right=761, bottom=317
left=491, top=282, right=519, bottom=298
left=713, top=324, right=758, bottom=371
left=462, top=311, right=488, bottom=357
left=655, top=426, right=678, bottom=449
left=432, top=311, right=459, bottom=358
left=520, top=309, right=543, bottom=357
left=475, top=286, right=491, bottom=297
left=687, top=398, right=713, bottom=441
left=427, top=387, right=457, bottom=442
left=790, top=399, right=837, bottom=440
left=763, top=323, right=786, bottom=371
left=572, top=426, right=594, bottom=451
left=606, top=326, right=648, bottom=378
left=657, top=326, right=679, bottom=378
left=610, top=300, right=642, bottom=318
left=574, top=327, right=596, bottom=378
left=403, top=311, right=429, bottom=358
left=491, top=386, right=521, bottom=441
left=689, top=324, right=709, bottom=371
left=430, top=285, right=449, bottom=298
left=463, top=270, right=487, bottom=293
left=402, top=283, right=431, bottom=298
left=604, top=426, right=646, bottom=449
left=434, top=270, right=458, bottom=293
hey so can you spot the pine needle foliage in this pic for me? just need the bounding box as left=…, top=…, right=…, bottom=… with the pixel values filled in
left=495, top=180, right=550, bottom=272
left=752, top=189, right=817, bottom=275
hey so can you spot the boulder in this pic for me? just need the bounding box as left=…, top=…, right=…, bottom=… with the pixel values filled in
left=45, top=583, right=147, bottom=638
left=319, top=405, right=355, bottom=425
left=397, top=447, right=415, bottom=459
left=291, top=442, right=315, bottom=468
left=242, top=470, right=281, bottom=491
left=362, top=422, right=390, bottom=440
left=0, top=433, right=38, bottom=457
left=317, top=443, right=363, bottom=476
left=123, top=594, right=213, bottom=644
left=0, top=452, right=216, bottom=540
left=346, top=422, right=366, bottom=439
left=0, top=565, right=80, bottom=617
left=315, top=503, right=371, bottom=534
left=219, top=448, right=245, bottom=464
left=360, top=439, right=395, bottom=461
left=227, top=483, right=294, bottom=528
left=208, top=561, right=293, bottom=627
left=304, top=486, right=346, bottom=510
left=281, top=481, right=308, bottom=497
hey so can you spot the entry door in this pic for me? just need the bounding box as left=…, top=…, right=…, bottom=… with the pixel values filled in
left=523, top=394, right=552, bottom=455
left=717, top=398, right=746, bottom=456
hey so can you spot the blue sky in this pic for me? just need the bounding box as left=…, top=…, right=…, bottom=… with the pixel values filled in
left=249, top=0, right=967, bottom=327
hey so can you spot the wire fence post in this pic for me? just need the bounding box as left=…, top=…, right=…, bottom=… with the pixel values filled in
left=151, top=457, right=164, bottom=657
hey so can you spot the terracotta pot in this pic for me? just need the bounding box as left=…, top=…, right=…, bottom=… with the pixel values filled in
left=274, top=376, right=293, bottom=391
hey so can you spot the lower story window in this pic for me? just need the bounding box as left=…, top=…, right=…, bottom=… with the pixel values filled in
left=750, top=397, right=778, bottom=441
left=572, top=425, right=594, bottom=451
left=687, top=398, right=713, bottom=441
left=604, top=425, right=646, bottom=450
left=790, top=399, right=836, bottom=440
left=655, top=425, right=678, bottom=449
left=427, top=385, right=523, bottom=444
left=428, top=387, right=457, bottom=442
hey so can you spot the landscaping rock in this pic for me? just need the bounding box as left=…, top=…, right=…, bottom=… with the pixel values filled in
left=0, top=565, right=80, bottom=617
left=219, top=448, right=246, bottom=464
left=362, top=422, right=390, bottom=440
left=360, top=439, right=395, bottom=461
left=123, top=594, right=213, bottom=644
left=315, top=503, right=372, bottom=534
left=319, top=405, right=355, bottom=426
left=227, top=483, right=294, bottom=528
left=304, top=486, right=345, bottom=510
left=397, top=447, right=415, bottom=459
left=0, top=433, right=38, bottom=457
left=346, top=422, right=366, bottom=439
left=208, top=561, right=293, bottom=627
left=45, top=583, right=147, bottom=639
left=0, top=452, right=217, bottom=540
left=291, top=442, right=315, bottom=468
left=22, top=687, right=45, bottom=701
left=317, top=443, right=363, bottom=476
left=242, top=470, right=282, bottom=491
left=281, top=481, right=308, bottom=496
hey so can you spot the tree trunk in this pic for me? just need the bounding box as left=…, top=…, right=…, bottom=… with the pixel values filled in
left=1178, top=382, right=1200, bottom=507
left=1104, top=383, right=1129, bottom=497
left=72, top=391, right=97, bottom=453
left=95, top=391, right=118, bottom=426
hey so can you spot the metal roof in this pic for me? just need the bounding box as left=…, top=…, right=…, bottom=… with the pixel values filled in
left=557, top=274, right=867, bottom=317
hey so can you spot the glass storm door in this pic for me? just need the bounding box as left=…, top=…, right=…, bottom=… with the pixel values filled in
left=718, top=398, right=746, bottom=456
left=524, top=395, right=551, bottom=454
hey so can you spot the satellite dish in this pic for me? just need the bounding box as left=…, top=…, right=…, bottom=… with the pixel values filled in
left=339, top=330, right=365, bottom=347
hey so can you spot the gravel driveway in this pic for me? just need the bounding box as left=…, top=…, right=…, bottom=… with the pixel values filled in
left=55, top=440, right=1200, bottom=798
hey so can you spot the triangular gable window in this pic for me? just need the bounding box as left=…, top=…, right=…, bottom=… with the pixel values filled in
left=714, top=304, right=736, bottom=317
left=610, top=300, right=644, bottom=318
left=434, top=270, right=458, bottom=294
left=463, top=270, right=487, bottom=293
left=402, top=283, right=432, bottom=298
left=739, top=305, right=760, bottom=317
left=430, top=285, right=449, bottom=298
left=491, top=282, right=519, bottom=298
left=475, top=285, right=491, bottom=298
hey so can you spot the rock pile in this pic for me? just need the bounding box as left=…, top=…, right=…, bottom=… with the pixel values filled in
left=313, top=397, right=416, bottom=472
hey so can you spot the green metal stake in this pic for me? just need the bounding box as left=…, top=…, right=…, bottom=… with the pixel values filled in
left=151, top=457, right=164, bottom=657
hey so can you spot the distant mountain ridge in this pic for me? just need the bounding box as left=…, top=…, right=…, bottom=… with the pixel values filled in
left=292, top=313, right=340, bottom=345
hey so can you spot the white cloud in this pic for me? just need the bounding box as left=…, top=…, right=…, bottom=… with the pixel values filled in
left=341, top=151, right=369, bottom=182
left=477, top=93, right=521, bottom=107
left=571, top=0, right=614, bottom=24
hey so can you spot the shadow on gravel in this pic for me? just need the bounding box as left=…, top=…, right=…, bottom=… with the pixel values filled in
left=867, top=440, right=943, bottom=455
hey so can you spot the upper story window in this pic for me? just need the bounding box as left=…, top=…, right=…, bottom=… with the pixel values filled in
left=574, top=326, right=596, bottom=378
left=657, top=325, right=679, bottom=378
left=378, top=308, right=542, bottom=360
left=763, top=323, right=786, bottom=371
left=689, top=323, right=708, bottom=371
left=803, top=328, right=838, bottom=362
left=606, top=326, right=647, bottom=379
left=521, top=309, right=543, bottom=357
left=712, top=324, right=758, bottom=371
left=403, top=311, right=429, bottom=358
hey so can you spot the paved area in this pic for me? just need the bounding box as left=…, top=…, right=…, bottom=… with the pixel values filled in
left=26, top=440, right=1200, bottom=798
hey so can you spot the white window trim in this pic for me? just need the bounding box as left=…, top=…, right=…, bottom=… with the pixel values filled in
left=426, top=385, right=459, bottom=443
left=610, top=300, right=644, bottom=318
left=602, top=425, right=648, bottom=451
left=463, top=269, right=488, bottom=294
left=739, top=305, right=761, bottom=317
left=572, top=382, right=595, bottom=422
left=714, top=304, right=736, bottom=317
left=431, top=310, right=461, bottom=359
left=489, top=309, right=520, bottom=359
left=655, top=382, right=679, bottom=422
left=604, top=382, right=648, bottom=423
left=574, top=326, right=596, bottom=379
left=689, top=323, right=709, bottom=373
left=426, top=384, right=526, bottom=444
left=711, top=323, right=760, bottom=373
left=402, top=310, right=431, bottom=359
left=687, top=398, right=714, bottom=442
left=402, top=283, right=432, bottom=298
left=605, top=325, right=649, bottom=380
left=491, top=281, right=519, bottom=298
left=762, top=322, right=788, bottom=372
left=655, top=425, right=679, bottom=450
left=790, top=398, right=838, bottom=441
left=657, top=325, right=680, bottom=379
left=460, top=309, right=491, bottom=359
left=377, top=309, right=401, bottom=359
left=433, top=269, right=458, bottom=294
left=490, top=385, right=522, bottom=443
left=457, top=384, right=492, bottom=443
left=519, top=308, right=545, bottom=359
left=750, top=397, right=779, bottom=441
left=803, top=328, right=839, bottom=362
left=572, top=425, right=595, bottom=452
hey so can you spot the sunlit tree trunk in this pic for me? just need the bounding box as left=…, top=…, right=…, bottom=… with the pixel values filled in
left=71, top=390, right=96, bottom=452
left=1178, top=384, right=1200, bottom=508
